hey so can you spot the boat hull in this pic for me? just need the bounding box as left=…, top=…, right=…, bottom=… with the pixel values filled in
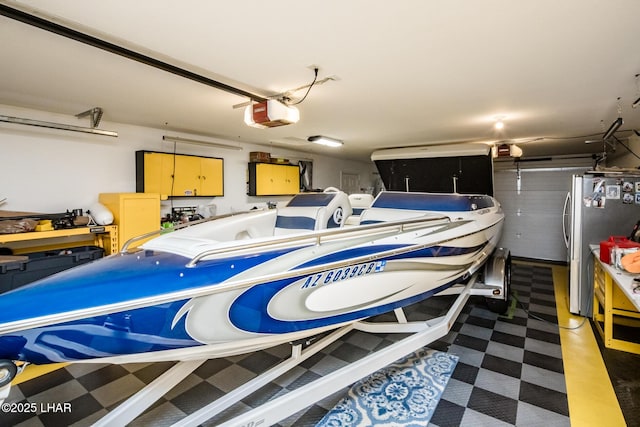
left=0, top=193, right=503, bottom=365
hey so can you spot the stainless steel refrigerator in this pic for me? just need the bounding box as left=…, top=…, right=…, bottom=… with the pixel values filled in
left=564, top=173, right=640, bottom=315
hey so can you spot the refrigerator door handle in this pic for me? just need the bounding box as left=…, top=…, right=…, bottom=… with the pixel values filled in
left=562, top=191, right=571, bottom=249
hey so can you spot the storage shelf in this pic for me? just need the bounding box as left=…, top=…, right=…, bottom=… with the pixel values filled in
left=99, top=193, right=159, bottom=251
left=0, top=225, right=118, bottom=255
left=592, top=252, right=640, bottom=354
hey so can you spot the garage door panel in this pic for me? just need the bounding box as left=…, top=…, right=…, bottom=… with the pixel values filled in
left=494, top=168, right=578, bottom=262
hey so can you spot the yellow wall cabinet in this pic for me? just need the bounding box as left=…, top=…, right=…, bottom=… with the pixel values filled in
left=98, top=193, right=161, bottom=251
left=136, top=151, right=224, bottom=197
left=248, top=162, right=300, bottom=196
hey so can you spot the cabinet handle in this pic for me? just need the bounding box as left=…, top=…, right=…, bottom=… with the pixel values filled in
left=202, top=175, right=206, bottom=180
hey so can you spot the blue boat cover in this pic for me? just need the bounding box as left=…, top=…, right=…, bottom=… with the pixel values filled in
left=372, top=192, right=494, bottom=211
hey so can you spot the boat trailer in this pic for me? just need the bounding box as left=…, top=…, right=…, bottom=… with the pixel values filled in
left=1, top=248, right=510, bottom=426
left=98, top=248, right=509, bottom=426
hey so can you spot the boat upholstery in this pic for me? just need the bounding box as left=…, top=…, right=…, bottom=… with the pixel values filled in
left=142, top=210, right=278, bottom=257
left=344, top=193, right=374, bottom=226
left=348, top=193, right=374, bottom=216
left=274, top=191, right=352, bottom=235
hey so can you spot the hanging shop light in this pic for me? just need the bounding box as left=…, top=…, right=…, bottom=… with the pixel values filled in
left=307, top=135, right=343, bottom=147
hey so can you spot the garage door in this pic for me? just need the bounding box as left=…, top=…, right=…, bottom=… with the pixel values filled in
left=494, top=157, right=591, bottom=262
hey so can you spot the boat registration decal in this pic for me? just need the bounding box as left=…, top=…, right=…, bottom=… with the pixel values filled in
left=299, top=260, right=386, bottom=290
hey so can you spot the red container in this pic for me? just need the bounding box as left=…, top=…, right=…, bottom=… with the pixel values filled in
left=600, top=236, right=640, bottom=264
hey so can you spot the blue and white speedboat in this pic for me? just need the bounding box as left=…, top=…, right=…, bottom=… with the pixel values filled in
left=0, top=190, right=505, bottom=388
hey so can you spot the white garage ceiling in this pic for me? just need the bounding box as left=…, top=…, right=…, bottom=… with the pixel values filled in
left=1, top=0, right=639, bottom=161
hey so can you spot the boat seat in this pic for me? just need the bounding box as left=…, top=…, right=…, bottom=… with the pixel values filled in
left=348, top=193, right=374, bottom=216
left=274, top=207, right=323, bottom=235
left=345, top=193, right=374, bottom=226
left=274, top=191, right=352, bottom=235
left=317, top=191, right=352, bottom=229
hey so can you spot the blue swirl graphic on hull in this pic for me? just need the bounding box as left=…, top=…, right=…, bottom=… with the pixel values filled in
left=229, top=243, right=483, bottom=334
left=230, top=279, right=460, bottom=334
left=0, top=300, right=199, bottom=364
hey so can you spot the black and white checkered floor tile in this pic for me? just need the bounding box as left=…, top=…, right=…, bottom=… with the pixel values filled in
left=3, top=264, right=569, bottom=426
left=429, top=264, right=569, bottom=427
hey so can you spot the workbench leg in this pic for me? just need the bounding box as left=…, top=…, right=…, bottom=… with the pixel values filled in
left=604, top=273, right=613, bottom=348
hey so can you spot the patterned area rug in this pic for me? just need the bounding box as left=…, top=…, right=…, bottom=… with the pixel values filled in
left=317, top=350, right=458, bottom=426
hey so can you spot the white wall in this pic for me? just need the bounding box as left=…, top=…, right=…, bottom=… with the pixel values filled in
left=0, top=105, right=376, bottom=217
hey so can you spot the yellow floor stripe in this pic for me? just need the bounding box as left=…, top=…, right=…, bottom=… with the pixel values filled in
left=552, top=265, right=627, bottom=427
left=11, top=363, right=68, bottom=386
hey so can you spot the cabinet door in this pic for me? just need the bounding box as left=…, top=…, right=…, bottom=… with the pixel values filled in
left=272, top=165, right=299, bottom=194
left=173, top=155, right=201, bottom=196
left=255, top=163, right=275, bottom=195
left=141, top=152, right=178, bottom=196
left=99, top=193, right=160, bottom=250
left=199, top=157, right=224, bottom=196
left=120, top=196, right=160, bottom=246
left=159, top=153, right=177, bottom=196
left=283, top=165, right=300, bottom=194
left=142, top=152, right=164, bottom=194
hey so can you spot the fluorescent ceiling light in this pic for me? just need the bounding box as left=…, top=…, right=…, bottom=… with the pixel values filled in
left=163, top=135, right=242, bottom=150
left=307, top=135, right=343, bottom=147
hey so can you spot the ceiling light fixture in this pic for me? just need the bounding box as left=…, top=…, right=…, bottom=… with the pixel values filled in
left=494, top=119, right=505, bottom=130
left=244, top=100, right=300, bottom=128
left=307, top=135, right=343, bottom=147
